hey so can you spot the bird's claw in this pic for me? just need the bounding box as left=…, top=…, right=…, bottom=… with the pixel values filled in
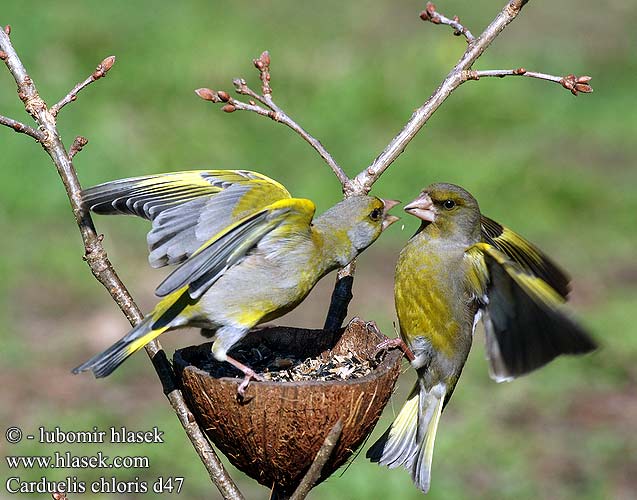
left=373, top=337, right=416, bottom=362
left=224, top=354, right=265, bottom=399
left=237, top=370, right=265, bottom=398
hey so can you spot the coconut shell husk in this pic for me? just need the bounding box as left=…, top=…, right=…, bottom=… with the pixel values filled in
left=173, top=317, right=402, bottom=495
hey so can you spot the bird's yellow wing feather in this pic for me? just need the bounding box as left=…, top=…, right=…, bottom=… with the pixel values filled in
left=480, top=215, right=570, bottom=298
left=155, top=198, right=316, bottom=299
left=81, top=170, right=291, bottom=267
left=467, top=243, right=596, bottom=381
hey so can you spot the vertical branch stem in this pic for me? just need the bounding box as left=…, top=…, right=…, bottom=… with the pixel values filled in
left=0, top=28, right=243, bottom=500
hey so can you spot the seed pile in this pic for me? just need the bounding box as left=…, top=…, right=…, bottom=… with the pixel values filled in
left=200, top=342, right=379, bottom=382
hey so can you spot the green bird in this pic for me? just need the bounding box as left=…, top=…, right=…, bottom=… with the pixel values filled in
left=72, top=170, right=399, bottom=390
left=367, top=183, right=596, bottom=493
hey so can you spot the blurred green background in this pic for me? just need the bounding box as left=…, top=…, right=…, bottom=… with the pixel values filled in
left=1, top=0, right=635, bottom=498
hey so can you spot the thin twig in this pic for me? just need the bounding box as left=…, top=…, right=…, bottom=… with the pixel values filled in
left=195, top=51, right=350, bottom=189
left=420, top=2, right=475, bottom=42
left=0, top=113, right=43, bottom=140
left=0, top=27, right=244, bottom=500
left=289, top=419, right=343, bottom=500
left=467, top=68, right=593, bottom=95
left=50, top=55, right=115, bottom=117
left=349, top=0, right=532, bottom=194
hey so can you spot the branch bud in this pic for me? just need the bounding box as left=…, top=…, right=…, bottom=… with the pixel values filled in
left=195, top=87, right=219, bottom=102
left=0, top=50, right=7, bottom=61
left=221, top=104, right=236, bottom=113
left=560, top=74, right=592, bottom=96
left=217, top=90, right=230, bottom=102
left=69, top=136, right=89, bottom=159
left=420, top=3, right=440, bottom=23
left=513, top=67, right=527, bottom=75
left=4, top=25, right=10, bottom=36
left=92, top=56, right=116, bottom=79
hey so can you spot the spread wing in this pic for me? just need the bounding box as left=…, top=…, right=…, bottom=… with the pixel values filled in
left=81, top=170, right=291, bottom=268
left=467, top=243, right=597, bottom=382
left=155, top=198, right=316, bottom=299
left=481, top=215, right=570, bottom=298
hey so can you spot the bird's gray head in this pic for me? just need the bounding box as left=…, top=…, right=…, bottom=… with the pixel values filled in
left=404, top=183, right=482, bottom=242
left=314, top=195, right=399, bottom=264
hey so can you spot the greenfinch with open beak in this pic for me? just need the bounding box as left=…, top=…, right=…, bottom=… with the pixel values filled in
left=72, top=170, right=399, bottom=391
left=367, top=182, right=596, bottom=493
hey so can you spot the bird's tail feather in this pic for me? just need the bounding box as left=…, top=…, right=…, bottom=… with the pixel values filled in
left=72, top=316, right=169, bottom=378
left=367, top=382, right=446, bottom=493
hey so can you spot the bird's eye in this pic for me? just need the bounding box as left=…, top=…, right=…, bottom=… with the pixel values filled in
left=443, top=199, right=456, bottom=210
left=369, top=208, right=382, bottom=221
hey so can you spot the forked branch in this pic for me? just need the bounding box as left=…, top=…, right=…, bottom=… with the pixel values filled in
left=2, top=1, right=593, bottom=497
left=0, top=26, right=243, bottom=500
left=195, top=50, right=349, bottom=188
left=50, top=55, right=116, bottom=117
left=420, top=2, right=475, bottom=42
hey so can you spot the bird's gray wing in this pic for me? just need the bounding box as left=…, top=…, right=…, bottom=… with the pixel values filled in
left=155, top=197, right=316, bottom=299
left=473, top=244, right=596, bottom=382
left=81, top=170, right=291, bottom=267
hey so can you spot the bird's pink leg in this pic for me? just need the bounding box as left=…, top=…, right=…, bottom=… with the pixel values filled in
left=224, top=355, right=265, bottom=397
left=365, top=320, right=416, bottom=362
left=374, top=337, right=416, bottom=362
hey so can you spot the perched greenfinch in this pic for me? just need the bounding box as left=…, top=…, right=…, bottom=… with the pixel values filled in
left=367, top=183, right=596, bottom=493
left=73, top=170, right=399, bottom=389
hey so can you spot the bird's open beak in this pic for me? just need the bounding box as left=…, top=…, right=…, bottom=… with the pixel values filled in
left=404, top=193, right=436, bottom=222
left=381, top=198, right=400, bottom=230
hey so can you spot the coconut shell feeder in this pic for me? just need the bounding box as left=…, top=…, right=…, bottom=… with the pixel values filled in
left=173, top=318, right=403, bottom=497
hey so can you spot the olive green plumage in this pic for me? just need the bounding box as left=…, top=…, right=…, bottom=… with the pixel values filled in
left=72, top=170, right=398, bottom=378
left=367, top=183, right=596, bottom=493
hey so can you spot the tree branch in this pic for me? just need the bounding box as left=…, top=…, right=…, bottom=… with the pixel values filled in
left=419, top=1, right=475, bottom=42
left=0, top=113, right=43, bottom=140
left=50, top=55, right=116, bottom=117
left=349, top=0, right=532, bottom=194
left=289, top=419, right=343, bottom=500
left=195, top=50, right=350, bottom=189
left=0, top=26, right=243, bottom=500
left=467, top=68, right=593, bottom=95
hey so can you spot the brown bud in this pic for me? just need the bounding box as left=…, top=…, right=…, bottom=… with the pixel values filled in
left=102, top=55, right=116, bottom=73
left=261, top=50, right=270, bottom=66
left=514, top=67, right=527, bottom=75
left=233, top=78, right=245, bottom=87
left=420, top=2, right=439, bottom=23
left=575, top=83, right=593, bottom=94
left=560, top=74, right=575, bottom=91
left=254, top=59, right=263, bottom=70
left=221, top=104, right=236, bottom=113
left=4, top=25, right=11, bottom=35
left=0, top=50, right=7, bottom=61
left=195, top=87, right=217, bottom=102
left=217, top=90, right=230, bottom=102
left=69, top=136, right=89, bottom=159
left=577, top=75, right=592, bottom=83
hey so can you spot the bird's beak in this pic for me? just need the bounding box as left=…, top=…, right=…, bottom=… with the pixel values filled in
left=404, top=193, right=436, bottom=222
left=381, top=198, right=400, bottom=230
